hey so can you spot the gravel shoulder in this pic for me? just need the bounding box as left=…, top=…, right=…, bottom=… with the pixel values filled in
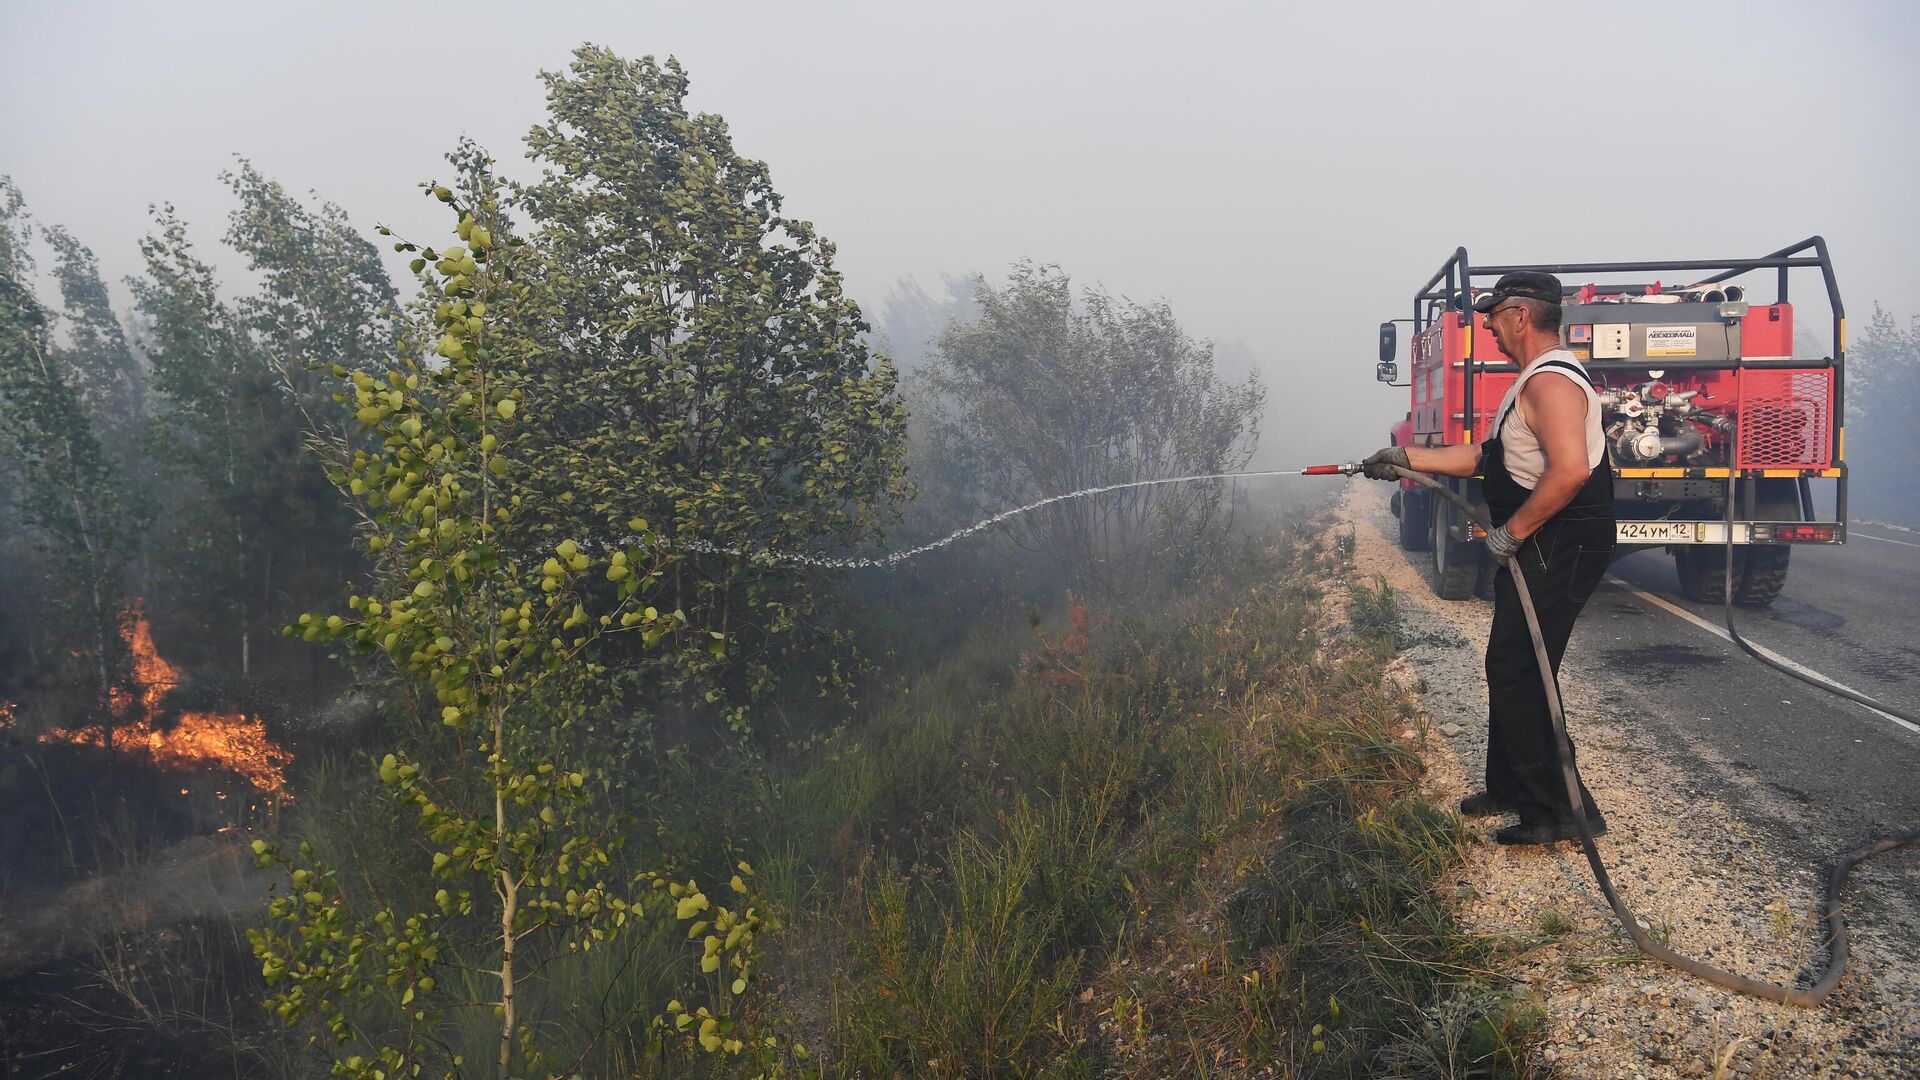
left=1335, top=481, right=1918, bottom=1080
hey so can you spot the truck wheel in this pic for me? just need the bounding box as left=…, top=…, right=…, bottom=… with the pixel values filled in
left=1474, top=551, right=1499, bottom=601
left=1675, top=546, right=1737, bottom=604
left=1736, top=546, right=1791, bottom=606
left=1430, top=497, right=1482, bottom=600
left=1737, top=482, right=1800, bottom=607
left=1398, top=488, right=1432, bottom=552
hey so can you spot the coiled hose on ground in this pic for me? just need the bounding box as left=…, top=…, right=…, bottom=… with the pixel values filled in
left=1390, top=464, right=1920, bottom=1007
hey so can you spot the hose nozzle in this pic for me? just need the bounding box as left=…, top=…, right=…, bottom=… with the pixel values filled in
left=1302, top=463, right=1364, bottom=476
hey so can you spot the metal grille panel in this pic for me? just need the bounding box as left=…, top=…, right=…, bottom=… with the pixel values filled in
left=1737, top=370, right=1833, bottom=470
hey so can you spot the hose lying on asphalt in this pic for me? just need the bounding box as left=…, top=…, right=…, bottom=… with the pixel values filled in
left=1392, top=464, right=1920, bottom=1007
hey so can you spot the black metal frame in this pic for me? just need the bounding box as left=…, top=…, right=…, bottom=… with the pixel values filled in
left=1407, top=238, right=1847, bottom=526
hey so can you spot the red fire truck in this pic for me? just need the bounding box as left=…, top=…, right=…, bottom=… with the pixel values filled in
left=1378, top=238, right=1846, bottom=604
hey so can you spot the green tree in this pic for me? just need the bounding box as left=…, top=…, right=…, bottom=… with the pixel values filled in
left=223, top=159, right=400, bottom=382
left=130, top=164, right=393, bottom=682
left=0, top=178, right=137, bottom=743
left=1851, top=304, right=1920, bottom=526
left=250, top=180, right=770, bottom=1078
left=134, top=202, right=353, bottom=681
left=43, top=223, right=146, bottom=439
left=924, top=262, right=1266, bottom=595
left=221, top=160, right=401, bottom=498
left=511, top=46, right=910, bottom=736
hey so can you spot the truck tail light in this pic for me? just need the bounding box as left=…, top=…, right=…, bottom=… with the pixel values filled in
left=1773, top=524, right=1835, bottom=542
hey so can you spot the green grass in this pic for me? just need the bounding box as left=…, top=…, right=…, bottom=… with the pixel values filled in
left=1534, top=907, right=1577, bottom=940
left=805, top=521, right=1539, bottom=1078
left=1347, top=572, right=1469, bottom=654
left=1346, top=571, right=1403, bottom=642
left=1063, top=538, right=1537, bottom=1079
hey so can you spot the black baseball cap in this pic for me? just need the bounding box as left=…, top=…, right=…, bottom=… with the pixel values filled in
left=1472, top=270, right=1564, bottom=312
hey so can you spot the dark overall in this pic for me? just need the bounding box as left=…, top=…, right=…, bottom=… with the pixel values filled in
left=1479, top=359, right=1615, bottom=826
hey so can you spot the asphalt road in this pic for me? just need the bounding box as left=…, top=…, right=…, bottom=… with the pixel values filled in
left=1595, top=528, right=1920, bottom=841
left=1568, top=525, right=1920, bottom=953
left=1409, top=500, right=1918, bottom=1004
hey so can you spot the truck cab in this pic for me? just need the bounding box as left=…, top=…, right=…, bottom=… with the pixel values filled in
left=1379, top=239, right=1847, bottom=604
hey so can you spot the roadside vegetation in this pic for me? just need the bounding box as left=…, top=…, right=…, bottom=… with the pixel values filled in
left=806, top=526, right=1539, bottom=1079
left=1, top=43, right=1537, bottom=1079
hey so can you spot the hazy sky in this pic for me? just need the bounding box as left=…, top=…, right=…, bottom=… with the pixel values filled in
left=5, top=0, right=1917, bottom=465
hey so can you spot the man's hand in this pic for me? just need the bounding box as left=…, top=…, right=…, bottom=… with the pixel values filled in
left=1360, top=446, right=1409, bottom=481
left=1485, top=524, right=1523, bottom=560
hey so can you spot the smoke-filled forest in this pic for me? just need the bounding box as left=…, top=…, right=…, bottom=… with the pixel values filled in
left=0, top=45, right=1342, bottom=1079
left=6, top=23, right=1920, bottom=1080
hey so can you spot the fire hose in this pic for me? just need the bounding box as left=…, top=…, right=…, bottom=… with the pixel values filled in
left=1311, top=461, right=1920, bottom=1007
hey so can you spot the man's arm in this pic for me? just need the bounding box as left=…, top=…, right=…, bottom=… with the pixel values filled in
left=1403, top=441, right=1482, bottom=478
left=1502, top=376, right=1593, bottom=539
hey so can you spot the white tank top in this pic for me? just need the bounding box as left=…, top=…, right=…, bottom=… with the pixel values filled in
left=1491, top=348, right=1606, bottom=491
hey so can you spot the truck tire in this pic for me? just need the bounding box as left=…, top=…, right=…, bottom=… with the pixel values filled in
left=1398, top=488, right=1432, bottom=551
left=1674, top=546, right=1792, bottom=606
left=1736, top=546, right=1791, bottom=606
left=1736, top=481, right=1799, bottom=607
left=1430, top=496, right=1482, bottom=600
left=1675, top=546, right=1737, bottom=604
left=1674, top=481, right=1800, bottom=606
left=1474, top=550, right=1499, bottom=601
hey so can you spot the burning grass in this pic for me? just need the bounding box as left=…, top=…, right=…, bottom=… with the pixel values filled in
left=3, top=605, right=292, bottom=797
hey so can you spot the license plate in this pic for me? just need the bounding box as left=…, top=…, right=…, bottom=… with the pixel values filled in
left=1617, top=522, right=1749, bottom=544
left=1617, top=521, right=1700, bottom=543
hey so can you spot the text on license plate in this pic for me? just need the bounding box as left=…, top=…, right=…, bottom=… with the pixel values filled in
left=1617, top=521, right=1699, bottom=543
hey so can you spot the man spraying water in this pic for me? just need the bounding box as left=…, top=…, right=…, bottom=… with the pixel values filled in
left=1359, top=271, right=1614, bottom=846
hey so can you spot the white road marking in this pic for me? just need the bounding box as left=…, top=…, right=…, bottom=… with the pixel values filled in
left=1602, top=575, right=1920, bottom=736
left=1852, top=530, right=1920, bottom=549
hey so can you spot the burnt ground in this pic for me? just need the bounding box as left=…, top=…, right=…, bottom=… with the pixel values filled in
left=0, top=745, right=288, bottom=1079
left=0, top=942, right=268, bottom=1080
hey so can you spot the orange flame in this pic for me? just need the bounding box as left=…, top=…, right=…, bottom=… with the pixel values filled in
left=27, top=606, right=293, bottom=797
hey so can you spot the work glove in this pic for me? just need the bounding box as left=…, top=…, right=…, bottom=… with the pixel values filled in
left=1484, top=524, right=1524, bottom=560
left=1359, top=446, right=1409, bottom=481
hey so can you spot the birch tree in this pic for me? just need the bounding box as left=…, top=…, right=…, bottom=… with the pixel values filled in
left=0, top=179, right=138, bottom=746
left=250, top=176, right=771, bottom=1079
